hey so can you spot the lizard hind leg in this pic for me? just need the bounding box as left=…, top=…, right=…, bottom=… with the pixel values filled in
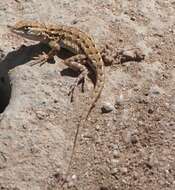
left=68, top=68, right=88, bottom=101
left=61, top=54, right=88, bottom=101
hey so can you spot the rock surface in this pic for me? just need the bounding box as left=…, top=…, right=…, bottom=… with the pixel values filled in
left=0, top=0, right=175, bottom=190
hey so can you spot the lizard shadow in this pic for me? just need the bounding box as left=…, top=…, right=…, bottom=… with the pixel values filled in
left=0, top=43, right=51, bottom=112
left=2, top=43, right=51, bottom=70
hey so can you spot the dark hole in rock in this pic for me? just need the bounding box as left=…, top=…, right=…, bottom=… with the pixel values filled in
left=0, top=77, right=5, bottom=83
left=0, top=71, right=11, bottom=113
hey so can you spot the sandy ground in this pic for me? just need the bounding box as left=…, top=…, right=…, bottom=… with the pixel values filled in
left=0, top=0, right=175, bottom=190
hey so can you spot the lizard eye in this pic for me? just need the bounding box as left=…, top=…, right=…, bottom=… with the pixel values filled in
left=23, top=26, right=29, bottom=31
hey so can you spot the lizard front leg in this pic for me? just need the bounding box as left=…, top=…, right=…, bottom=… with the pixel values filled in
left=31, top=40, right=60, bottom=66
left=61, top=54, right=88, bottom=101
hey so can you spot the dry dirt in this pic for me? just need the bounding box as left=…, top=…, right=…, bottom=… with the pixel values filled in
left=0, top=0, right=175, bottom=190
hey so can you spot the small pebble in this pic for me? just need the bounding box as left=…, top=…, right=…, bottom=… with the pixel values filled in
left=71, top=19, right=78, bottom=25
left=35, top=110, right=47, bottom=120
left=149, top=85, right=162, bottom=96
left=101, top=102, right=114, bottom=113
left=148, top=108, right=154, bottom=114
left=72, top=174, right=77, bottom=180
left=130, top=135, right=138, bottom=144
left=122, top=49, right=136, bottom=58
left=123, top=130, right=138, bottom=144
left=115, top=94, right=124, bottom=108
left=95, top=125, right=100, bottom=131
left=111, top=158, right=119, bottom=165
left=120, top=167, right=128, bottom=174
left=112, top=144, right=119, bottom=150
left=130, top=16, right=136, bottom=21
left=121, top=48, right=145, bottom=62
left=111, top=167, right=118, bottom=175
left=148, top=153, right=158, bottom=168
left=113, top=150, right=120, bottom=158
left=67, top=174, right=77, bottom=188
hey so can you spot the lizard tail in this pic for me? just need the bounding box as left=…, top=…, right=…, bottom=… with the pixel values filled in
left=84, top=68, right=105, bottom=121
left=62, top=69, right=104, bottom=187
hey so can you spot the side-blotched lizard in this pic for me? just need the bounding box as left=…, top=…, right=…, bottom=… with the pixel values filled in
left=8, top=20, right=105, bottom=181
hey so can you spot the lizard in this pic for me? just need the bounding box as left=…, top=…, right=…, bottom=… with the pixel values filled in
left=8, top=20, right=105, bottom=183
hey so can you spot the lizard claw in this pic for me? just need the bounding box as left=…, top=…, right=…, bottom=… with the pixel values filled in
left=31, top=52, right=49, bottom=66
left=68, top=77, right=85, bottom=102
left=68, top=83, right=77, bottom=102
left=68, top=88, right=74, bottom=102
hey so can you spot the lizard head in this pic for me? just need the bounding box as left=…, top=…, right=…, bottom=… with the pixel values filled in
left=8, top=20, right=48, bottom=41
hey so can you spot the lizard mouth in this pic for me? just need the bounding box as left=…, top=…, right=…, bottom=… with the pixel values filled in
left=7, top=25, right=25, bottom=35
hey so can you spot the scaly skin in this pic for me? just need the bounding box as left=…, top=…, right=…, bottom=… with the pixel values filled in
left=8, top=20, right=105, bottom=183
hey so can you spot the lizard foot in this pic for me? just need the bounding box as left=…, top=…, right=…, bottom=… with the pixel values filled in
left=68, top=71, right=87, bottom=102
left=31, top=52, right=49, bottom=66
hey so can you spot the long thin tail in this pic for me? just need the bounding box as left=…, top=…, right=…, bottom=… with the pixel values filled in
left=60, top=114, right=84, bottom=187
left=61, top=72, right=104, bottom=186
